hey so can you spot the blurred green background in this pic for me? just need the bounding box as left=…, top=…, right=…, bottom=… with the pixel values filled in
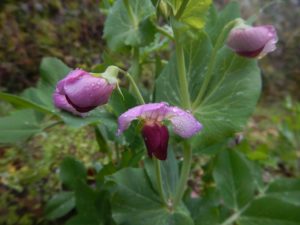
left=0, top=0, right=299, bottom=224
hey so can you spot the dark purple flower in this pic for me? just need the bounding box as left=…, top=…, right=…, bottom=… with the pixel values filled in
left=227, top=25, right=278, bottom=58
left=53, top=69, right=116, bottom=115
left=117, top=102, right=203, bottom=160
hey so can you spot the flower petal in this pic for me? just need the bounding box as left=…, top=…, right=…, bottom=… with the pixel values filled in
left=52, top=92, right=86, bottom=117
left=142, top=123, right=169, bottom=160
left=117, top=102, right=169, bottom=135
left=166, top=106, right=202, bottom=138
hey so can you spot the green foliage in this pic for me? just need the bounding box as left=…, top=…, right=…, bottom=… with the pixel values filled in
left=103, top=0, right=156, bottom=51
left=44, top=191, right=75, bottom=220
left=239, top=197, right=300, bottom=225
left=0, top=110, right=41, bottom=144
left=59, top=157, right=87, bottom=189
left=167, top=0, right=212, bottom=29
left=156, top=3, right=261, bottom=150
left=211, top=148, right=300, bottom=225
left=213, top=149, right=257, bottom=210
left=1, top=1, right=299, bottom=225
left=108, top=167, right=193, bottom=225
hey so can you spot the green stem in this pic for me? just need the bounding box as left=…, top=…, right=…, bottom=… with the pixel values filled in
left=119, top=69, right=145, bottom=104
left=42, top=120, right=63, bottom=131
left=155, top=159, right=167, bottom=204
left=131, top=47, right=140, bottom=80
left=174, top=29, right=191, bottom=109
left=173, top=143, right=192, bottom=208
left=125, top=72, right=145, bottom=104
left=175, top=0, right=190, bottom=19
left=155, top=25, right=174, bottom=40
left=94, top=125, right=112, bottom=161
left=192, top=19, right=239, bottom=109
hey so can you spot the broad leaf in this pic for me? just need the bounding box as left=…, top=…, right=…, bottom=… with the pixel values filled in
left=66, top=215, right=101, bottom=225
left=180, top=0, right=212, bottom=29
left=266, top=178, right=300, bottom=206
left=108, top=168, right=194, bottom=225
left=186, top=193, right=220, bottom=225
left=0, top=110, right=41, bottom=144
left=59, top=157, right=87, bottom=189
left=0, top=92, right=52, bottom=114
left=70, top=181, right=114, bottom=225
left=166, top=0, right=211, bottom=29
left=103, top=0, right=156, bottom=51
left=205, top=2, right=240, bottom=45
left=39, top=57, right=72, bottom=88
left=213, top=149, right=256, bottom=210
left=45, top=191, right=75, bottom=220
left=239, top=197, right=300, bottom=225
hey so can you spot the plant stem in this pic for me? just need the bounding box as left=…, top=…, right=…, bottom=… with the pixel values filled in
left=130, top=47, right=140, bottom=81
left=155, top=25, right=175, bottom=40
left=173, top=143, right=192, bottom=208
left=155, top=159, right=167, bottom=204
left=94, top=125, right=113, bottom=162
left=175, top=0, right=190, bottom=19
left=192, top=19, right=238, bottom=109
left=42, top=120, right=63, bottom=131
left=124, top=72, right=145, bottom=104
left=174, top=29, right=191, bottom=109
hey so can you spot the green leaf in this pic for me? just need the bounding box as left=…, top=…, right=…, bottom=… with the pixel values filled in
left=213, top=149, right=256, bottom=210
left=0, top=92, right=53, bottom=114
left=108, top=168, right=193, bottom=225
left=45, top=191, right=75, bottom=220
left=0, top=110, right=41, bottom=144
left=179, top=0, right=212, bottom=29
left=266, top=178, right=300, bottom=206
left=155, top=32, right=261, bottom=150
left=205, top=2, right=240, bottom=45
left=73, top=181, right=114, bottom=225
left=103, top=0, right=156, bottom=51
left=59, top=157, right=87, bottom=189
left=59, top=108, right=114, bottom=128
left=66, top=215, right=101, bottom=225
left=39, top=57, right=71, bottom=88
left=186, top=195, right=220, bottom=225
left=144, top=148, right=179, bottom=199
left=239, top=197, right=300, bottom=225
left=75, top=181, right=99, bottom=214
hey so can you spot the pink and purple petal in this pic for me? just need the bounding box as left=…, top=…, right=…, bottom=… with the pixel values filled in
left=166, top=106, right=203, bottom=138
left=52, top=92, right=85, bottom=117
left=117, top=102, right=169, bottom=135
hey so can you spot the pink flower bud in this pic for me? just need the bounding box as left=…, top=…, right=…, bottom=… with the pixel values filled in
left=227, top=25, right=278, bottom=58
left=53, top=69, right=115, bottom=115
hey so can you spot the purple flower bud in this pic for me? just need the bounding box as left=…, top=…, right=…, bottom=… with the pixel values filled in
left=117, top=102, right=203, bottom=160
left=142, top=123, right=169, bottom=160
left=227, top=25, right=278, bottom=58
left=53, top=69, right=116, bottom=115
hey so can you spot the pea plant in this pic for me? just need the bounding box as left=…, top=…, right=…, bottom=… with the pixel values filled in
left=1, top=0, right=300, bottom=225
